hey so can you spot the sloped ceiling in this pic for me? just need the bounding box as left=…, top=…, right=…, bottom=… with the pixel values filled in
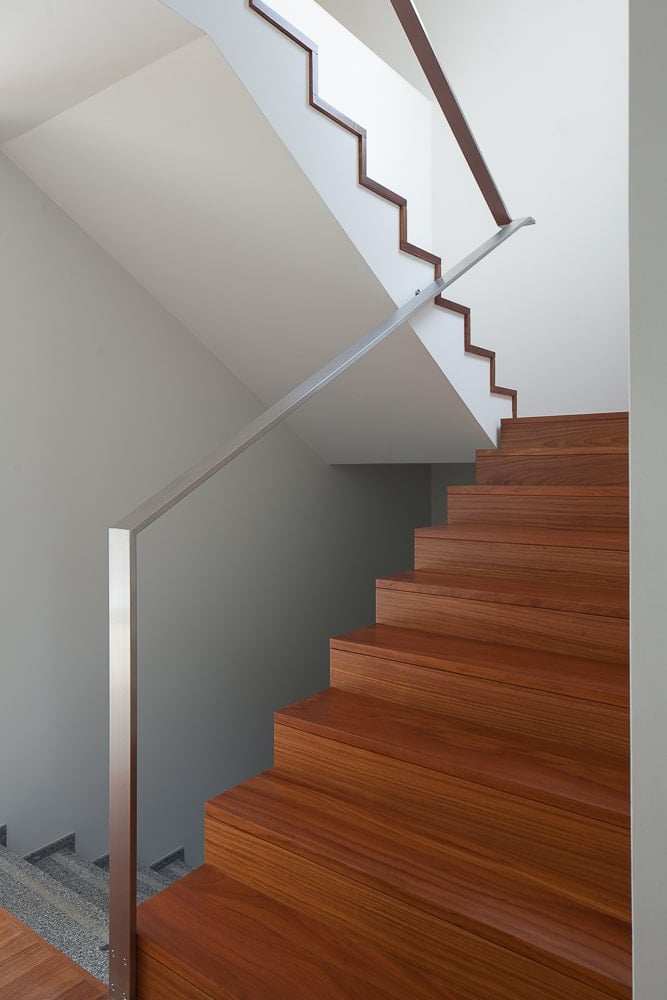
left=2, top=0, right=489, bottom=461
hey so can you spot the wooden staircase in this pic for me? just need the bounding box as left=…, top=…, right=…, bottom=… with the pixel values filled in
left=136, top=411, right=631, bottom=999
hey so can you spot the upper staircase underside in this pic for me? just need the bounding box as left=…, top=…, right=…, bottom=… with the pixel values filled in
left=134, top=411, right=630, bottom=999
left=2, top=0, right=523, bottom=462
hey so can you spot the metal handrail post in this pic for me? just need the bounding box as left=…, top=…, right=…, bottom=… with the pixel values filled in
left=108, top=527, right=137, bottom=998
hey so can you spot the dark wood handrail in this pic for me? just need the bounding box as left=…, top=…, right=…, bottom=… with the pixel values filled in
left=390, top=0, right=512, bottom=227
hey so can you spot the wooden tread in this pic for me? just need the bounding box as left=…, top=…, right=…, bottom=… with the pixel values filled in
left=376, top=570, right=627, bottom=662
left=499, top=412, right=628, bottom=450
left=205, top=772, right=631, bottom=999
left=137, top=866, right=451, bottom=999
left=274, top=688, right=629, bottom=918
left=476, top=447, right=628, bottom=486
left=275, top=687, right=628, bottom=824
left=414, top=522, right=627, bottom=582
left=330, top=625, right=629, bottom=756
left=446, top=485, right=628, bottom=528
left=331, top=624, right=628, bottom=706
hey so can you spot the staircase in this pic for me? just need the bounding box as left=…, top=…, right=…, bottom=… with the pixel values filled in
left=135, top=411, right=631, bottom=999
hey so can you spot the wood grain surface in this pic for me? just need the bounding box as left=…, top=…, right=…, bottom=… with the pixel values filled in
left=0, top=908, right=107, bottom=1000
left=446, top=485, right=629, bottom=528
left=136, top=412, right=630, bottom=999
left=205, top=773, right=631, bottom=999
left=414, top=523, right=628, bottom=584
left=500, top=412, right=628, bottom=450
left=137, top=866, right=452, bottom=999
left=476, top=448, right=628, bottom=486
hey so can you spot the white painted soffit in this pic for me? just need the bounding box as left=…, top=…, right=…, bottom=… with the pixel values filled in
left=2, top=12, right=492, bottom=461
left=0, top=0, right=201, bottom=144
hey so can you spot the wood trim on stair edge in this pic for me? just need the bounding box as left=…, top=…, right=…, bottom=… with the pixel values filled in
left=249, top=0, right=518, bottom=418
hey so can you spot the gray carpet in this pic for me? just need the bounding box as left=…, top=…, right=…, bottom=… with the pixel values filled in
left=0, top=836, right=191, bottom=984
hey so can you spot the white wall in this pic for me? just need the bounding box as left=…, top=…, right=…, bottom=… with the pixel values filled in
left=629, top=0, right=667, bottom=994
left=269, top=0, right=433, bottom=251
left=0, top=154, right=430, bottom=865
left=318, top=0, right=630, bottom=417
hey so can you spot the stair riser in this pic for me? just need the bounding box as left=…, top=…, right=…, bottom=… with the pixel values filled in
left=205, top=817, right=628, bottom=1000
left=137, top=951, right=209, bottom=1000
left=274, top=725, right=630, bottom=920
left=376, top=589, right=628, bottom=663
left=329, top=649, right=629, bottom=756
left=414, top=536, right=627, bottom=585
left=476, top=453, right=628, bottom=486
left=446, top=488, right=629, bottom=529
left=500, top=415, right=628, bottom=450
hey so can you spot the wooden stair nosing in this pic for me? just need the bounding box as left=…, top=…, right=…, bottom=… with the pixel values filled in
left=137, top=865, right=452, bottom=1000
left=205, top=772, right=631, bottom=999
left=274, top=688, right=629, bottom=825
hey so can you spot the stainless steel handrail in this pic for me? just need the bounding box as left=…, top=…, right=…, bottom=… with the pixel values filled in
left=107, top=216, right=533, bottom=998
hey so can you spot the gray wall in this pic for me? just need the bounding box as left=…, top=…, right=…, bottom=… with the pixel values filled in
left=629, top=1, right=667, bottom=994
left=0, top=154, right=430, bottom=865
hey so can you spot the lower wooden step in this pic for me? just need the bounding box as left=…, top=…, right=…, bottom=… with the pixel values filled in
left=475, top=448, right=628, bottom=486
left=273, top=688, right=630, bottom=918
left=446, top=486, right=629, bottom=529
left=137, top=866, right=451, bottom=999
left=330, top=625, right=629, bottom=755
left=205, top=772, right=631, bottom=1000
left=376, top=571, right=628, bottom=662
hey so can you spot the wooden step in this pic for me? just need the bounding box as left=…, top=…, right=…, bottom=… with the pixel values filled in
left=476, top=447, right=628, bottom=486
left=500, top=412, right=628, bottom=450
left=446, top=486, right=629, bottom=529
left=414, top=523, right=627, bottom=584
left=205, top=772, right=631, bottom=1000
left=376, top=571, right=628, bottom=662
left=136, top=865, right=451, bottom=999
left=273, top=688, right=629, bottom=916
left=330, top=625, right=628, bottom=755
left=0, top=908, right=106, bottom=1000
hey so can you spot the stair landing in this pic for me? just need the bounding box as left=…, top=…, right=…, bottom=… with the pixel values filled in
left=0, top=907, right=106, bottom=1000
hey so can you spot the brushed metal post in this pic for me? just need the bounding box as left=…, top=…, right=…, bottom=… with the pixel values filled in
left=108, top=527, right=137, bottom=1000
